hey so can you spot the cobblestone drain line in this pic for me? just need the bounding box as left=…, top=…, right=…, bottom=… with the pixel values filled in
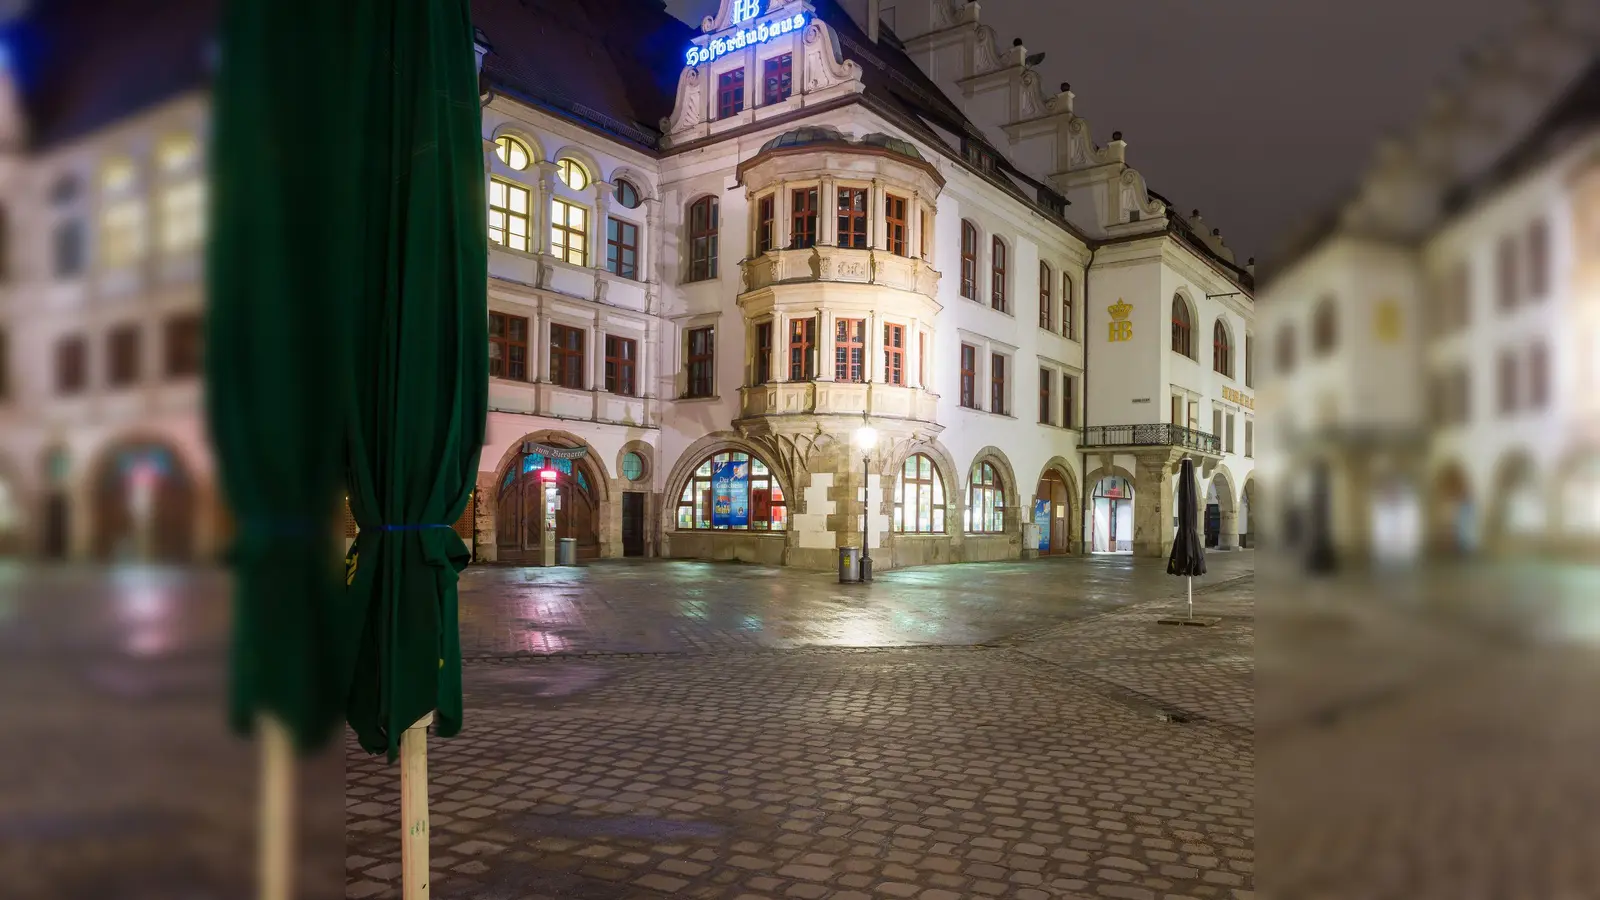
left=1005, top=651, right=1253, bottom=744
left=995, top=574, right=1256, bottom=647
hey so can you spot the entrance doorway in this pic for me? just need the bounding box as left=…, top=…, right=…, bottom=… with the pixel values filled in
left=92, top=442, right=195, bottom=563
left=495, top=444, right=601, bottom=563
left=621, top=492, right=646, bottom=557
left=1033, top=470, right=1071, bottom=555
left=1090, top=475, right=1134, bottom=554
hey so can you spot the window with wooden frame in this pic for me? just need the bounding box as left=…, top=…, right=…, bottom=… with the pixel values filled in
left=716, top=68, right=745, bottom=119
left=1496, top=234, right=1518, bottom=311
left=885, top=194, right=908, bottom=256
left=837, top=187, right=868, bottom=249
left=787, top=317, right=815, bottom=380
left=990, top=236, right=1007, bottom=311
left=1062, top=273, right=1075, bottom=339
left=1245, top=419, right=1254, bottom=457
left=762, top=53, right=793, bottom=104
left=55, top=335, right=86, bottom=395
left=549, top=323, right=586, bottom=389
left=676, top=449, right=786, bottom=531
left=1498, top=349, right=1518, bottom=414
left=1212, top=320, right=1231, bottom=376
left=883, top=323, right=905, bottom=385
left=550, top=196, right=588, bottom=265
left=893, top=453, right=947, bottom=534
left=755, top=194, right=775, bottom=254
left=688, top=196, right=719, bottom=281
left=1225, top=412, right=1236, bottom=453
left=754, top=321, right=773, bottom=384
left=1038, top=261, right=1053, bottom=330
left=834, top=318, right=866, bottom=383
left=1038, top=366, right=1052, bottom=425
left=1171, top=295, right=1194, bottom=357
left=990, top=352, right=1007, bottom=414
left=685, top=326, right=715, bottom=398
left=606, top=217, right=638, bottom=279
left=107, top=324, right=141, bottom=388
left=790, top=187, right=818, bottom=249
left=1527, top=217, right=1549, bottom=300
left=488, top=178, right=531, bottom=252
left=1529, top=341, right=1549, bottom=409
left=1063, top=375, right=1076, bottom=428
left=163, top=314, right=202, bottom=378
left=959, top=343, right=976, bottom=408
left=965, top=461, right=1005, bottom=533
left=604, top=334, right=637, bottom=396
left=1312, top=297, right=1337, bottom=356
left=960, top=220, right=978, bottom=299
left=489, top=312, right=529, bottom=380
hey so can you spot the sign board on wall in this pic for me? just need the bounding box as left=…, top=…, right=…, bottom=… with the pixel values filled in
left=1033, top=500, right=1051, bottom=551
left=1221, top=387, right=1254, bottom=410
left=712, top=460, right=751, bottom=527
left=1107, top=299, right=1133, bottom=342
left=686, top=1, right=808, bottom=67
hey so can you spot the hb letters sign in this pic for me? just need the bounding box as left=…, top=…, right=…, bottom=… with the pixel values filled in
left=1107, top=299, right=1133, bottom=342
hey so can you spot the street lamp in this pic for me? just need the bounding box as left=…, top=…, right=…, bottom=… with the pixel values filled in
left=853, top=423, right=878, bottom=582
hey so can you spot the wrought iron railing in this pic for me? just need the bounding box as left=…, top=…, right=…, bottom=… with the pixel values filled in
left=1079, top=423, right=1222, bottom=455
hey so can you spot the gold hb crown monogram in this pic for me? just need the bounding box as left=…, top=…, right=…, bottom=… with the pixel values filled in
left=1107, top=299, right=1134, bottom=342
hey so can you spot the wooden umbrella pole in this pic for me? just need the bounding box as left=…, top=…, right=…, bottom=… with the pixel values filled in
left=1187, top=576, right=1193, bottom=621
left=258, top=713, right=295, bottom=900
left=402, top=712, right=436, bottom=900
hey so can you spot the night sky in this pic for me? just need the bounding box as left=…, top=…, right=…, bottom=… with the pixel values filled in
left=667, top=0, right=1529, bottom=265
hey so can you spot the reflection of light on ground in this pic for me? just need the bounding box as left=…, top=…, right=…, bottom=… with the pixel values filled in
left=512, top=629, right=571, bottom=654
left=679, top=599, right=709, bottom=621
left=111, top=569, right=181, bottom=659
left=738, top=614, right=762, bottom=631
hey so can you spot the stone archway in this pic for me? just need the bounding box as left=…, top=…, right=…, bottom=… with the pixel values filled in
left=962, top=446, right=1021, bottom=560
left=87, top=438, right=197, bottom=563
left=489, top=431, right=611, bottom=564
left=1084, top=464, right=1138, bottom=554
left=1031, top=457, right=1080, bottom=555
left=1427, top=460, right=1477, bottom=556
left=1554, top=446, right=1600, bottom=550
left=1207, top=465, right=1239, bottom=550
left=1486, top=450, right=1544, bottom=555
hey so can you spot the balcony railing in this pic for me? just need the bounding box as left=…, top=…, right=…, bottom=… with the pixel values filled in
left=1080, top=423, right=1221, bottom=455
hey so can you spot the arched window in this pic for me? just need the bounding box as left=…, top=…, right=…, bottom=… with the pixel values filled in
left=676, top=449, right=786, bottom=531
left=1038, top=261, right=1053, bottom=330
left=959, top=220, right=978, bottom=300
left=1212, top=320, right=1231, bottom=376
left=688, top=196, right=719, bottom=282
left=990, top=236, right=1008, bottom=311
left=1062, top=272, right=1075, bottom=339
left=556, top=156, right=590, bottom=190
left=1171, top=295, right=1193, bottom=357
left=1313, top=297, right=1337, bottom=356
left=1276, top=325, right=1295, bottom=375
left=614, top=179, right=642, bottom=209
left=893, top=453, right=947, bottom=533
left=495, top=136, right=532, bottom=171
left=965, top=460, right=1005, bottom=533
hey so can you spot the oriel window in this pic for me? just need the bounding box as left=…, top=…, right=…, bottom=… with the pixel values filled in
left=788, top=317, right=816, bottom=380
left=790, top=188, right=818, bottom=249
left=837, top=188, right=868, bottom=250
left=886, top=194, right=908, bottom=256
left=884, top=323, right=905, bottom=385
left=835, top=318, right=866, bottom=383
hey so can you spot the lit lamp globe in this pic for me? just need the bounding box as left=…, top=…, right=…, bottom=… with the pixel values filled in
left=853, top=425, right=878, bottom=453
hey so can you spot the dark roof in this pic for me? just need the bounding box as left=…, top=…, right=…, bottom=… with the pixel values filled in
left=473, top=0, right=693, bottom=149
left=3, top=0, right=218, bottom=150
left=1443, top=52, right=1600, bottom=214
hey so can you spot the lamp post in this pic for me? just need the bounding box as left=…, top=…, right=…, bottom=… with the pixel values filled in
left=853, top=423, right=878, bottom=582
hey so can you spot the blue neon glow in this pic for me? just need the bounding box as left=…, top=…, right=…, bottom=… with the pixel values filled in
left=686, top=12, right=808, bottom=67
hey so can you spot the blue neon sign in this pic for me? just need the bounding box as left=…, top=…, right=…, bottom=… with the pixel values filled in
left=686, top=11, right=808, bottom=67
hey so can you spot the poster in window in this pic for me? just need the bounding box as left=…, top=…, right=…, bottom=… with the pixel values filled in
left=712, top=459, right=751, bottom=527
left=751, top=488, right=771, bottom=525
left=1034, top=499, right=1051, bottom=551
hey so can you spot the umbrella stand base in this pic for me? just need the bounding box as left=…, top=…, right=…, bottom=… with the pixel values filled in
left=1158, top=616, right=1221, bottom=627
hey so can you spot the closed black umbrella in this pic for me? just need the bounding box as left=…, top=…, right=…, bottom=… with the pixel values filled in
left=1167, top=456, right=1207, bottom=618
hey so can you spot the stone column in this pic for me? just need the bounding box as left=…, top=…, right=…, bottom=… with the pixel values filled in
left=473, top=471, right=499, bottom=563
left=819, top=176, right=837, bottom=246
left=1132, top=450, right=1178, bottom=558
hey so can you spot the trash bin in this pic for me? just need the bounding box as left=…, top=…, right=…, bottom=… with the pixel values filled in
left=557, top=537, right=577, bottom=566
left=838, top=546, right=860, bottom=583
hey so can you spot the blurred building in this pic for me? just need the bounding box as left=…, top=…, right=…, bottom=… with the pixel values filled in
left=1259, top=5, right=1600, bottom=567
left=0, top=0, right=1257, bottom=567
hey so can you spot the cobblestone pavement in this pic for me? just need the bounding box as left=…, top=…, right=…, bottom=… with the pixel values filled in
left=349, top=555, right=1258, bottom=900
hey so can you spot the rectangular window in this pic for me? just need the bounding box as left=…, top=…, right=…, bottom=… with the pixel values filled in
left=488, top=312, right=529, bottom=381
left=550, top=197, right=588, bottom=266
left=787, top=317, right=815, bottom=380
left=1063, top=375, right=1076, bottom=429
left=1529, top=342, right=1549, bottom=409
left=54, top=219, right=86, bottom=278
left=960, top=222, right=977, bottom=300
left=549, top=323, right=586, bottom=389
left=1171, top=395, right=1184, bottom=426
left=1498, top=351, right=1518, bottom=414
left=990, top=353, right=1007, bottom=414
left=1212, top=408, right=1223, bottom=440
left=163, top=314, right=202, bottom=378
left=756, top=194, right=775, bottom=254
left=158, top=178, right=206, bottom=255
left=834, top=318, right=866, bottom=383
left=959, top=344, right=976, bottom=408
left=0, top=328, right=8, bottom=400
left=686, top=326, right=715, bottom=398
left=1245, top=334, right=1255, bottom=388
left=1038, top=367, right=1052, bottom=425
left=790, top=187, right=818, bottom=249
left=1062, top=274, right=1074, bottom=339
left=717, top=68, right=745, bottom=119
left=1225, top=412, right=1236, bottom=453
left=884, top=323, right=905, bottom=385
left=990, top=237, right=1007, bottom=312
left=101, top=197, right=147, bottom=268
left=1189, top=401, right=1198, bottom=431
left=1039, top=263, right=1052, bottom=330
left=1245, top=419, right=1254, bottom=458
left=837, top=188, right=868, bottom=250
left=885, top=194, right=908, bottom=256
left=755, top=321, right=773, bottom=385
left=488, top=178, right=532, bottom=253
left=1496, top=235, right=1518, bottom=311
left=56, top=334, right=87, bottom=394
left=1453, top=262, right=1472, bottom=331
left=762, top=53, right=793, bottom=104
left=1528, top=218, right=1549, bottom=300
left=604, top=334, right=637, bottom=396
left=606, top=217, right=638, bottom=279
left=107, top=324, right=141, bottom=388
left=688, top=197, right=719, bottom=281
